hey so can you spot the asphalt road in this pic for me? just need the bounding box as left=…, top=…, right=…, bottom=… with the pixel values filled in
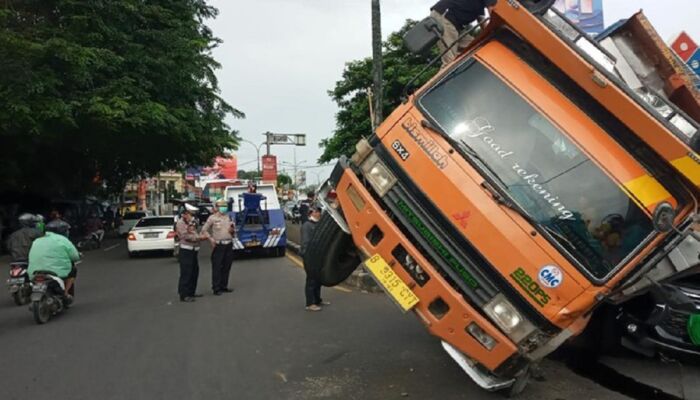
left=0, top=240, right=638, bottom=400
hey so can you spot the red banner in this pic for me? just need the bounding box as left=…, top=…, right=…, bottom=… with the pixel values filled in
left=261, top=155, right=277, bottom=183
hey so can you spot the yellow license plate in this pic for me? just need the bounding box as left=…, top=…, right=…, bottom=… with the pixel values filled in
left=365, top=254, right=419, bottom=312
left=245, top=241, right=260, bottom=248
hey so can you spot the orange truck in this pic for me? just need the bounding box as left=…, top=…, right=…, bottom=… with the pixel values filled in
left=305, top=0, right=700, bottom=395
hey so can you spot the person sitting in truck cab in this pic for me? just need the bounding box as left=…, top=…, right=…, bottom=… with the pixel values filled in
left=430, top=0, right=497, bottom=65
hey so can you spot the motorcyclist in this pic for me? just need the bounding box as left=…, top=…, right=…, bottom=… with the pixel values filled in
left=6, top=213, right=42, bottom=263
left=28, top=220, right=80, bottom=297
left=84, top=212, right=105, bottom=242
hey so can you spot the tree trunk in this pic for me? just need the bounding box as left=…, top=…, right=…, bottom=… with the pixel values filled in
left=371, top=0, right=383, bottom=131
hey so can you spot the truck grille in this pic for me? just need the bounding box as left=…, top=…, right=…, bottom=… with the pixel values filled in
left=371, top=144, right=559, bottom=334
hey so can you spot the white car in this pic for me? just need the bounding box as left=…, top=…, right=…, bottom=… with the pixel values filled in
left=118, top=211, right=153, bottom=236
left=127, top=216, right=176, bottom=257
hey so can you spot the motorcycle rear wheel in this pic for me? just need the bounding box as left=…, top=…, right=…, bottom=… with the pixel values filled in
left=12, top=291, right=30, bottom=306
left=32, top=298, right=51, bottom=324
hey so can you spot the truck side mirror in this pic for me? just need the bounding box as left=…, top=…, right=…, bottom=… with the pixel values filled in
left=403, top=17, right=444, bottom=55
left=652, top=202, right=676, bottom=233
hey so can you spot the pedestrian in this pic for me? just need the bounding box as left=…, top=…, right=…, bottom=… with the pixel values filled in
left=301, top=206, right=328, bottom=312
left=176, top=210, right=207, bottom=302
left=430, top=0, right=496, bottom=65
left=298, top=191, right=316, bottom=225
left=201, top=199, right=236, bottom=296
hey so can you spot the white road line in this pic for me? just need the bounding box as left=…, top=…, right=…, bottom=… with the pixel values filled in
left=103, top=243, right=121, bottom=252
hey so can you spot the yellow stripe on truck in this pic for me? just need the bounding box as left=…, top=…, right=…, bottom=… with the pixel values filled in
left=623, top=175, right=671, bottom=208
left=671, top=155, right=700, bottom=186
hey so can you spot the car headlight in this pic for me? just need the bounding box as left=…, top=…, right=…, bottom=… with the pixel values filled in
left=483, top=294, right=536, bottom=344
left=360, top=153, right=397, bottom=197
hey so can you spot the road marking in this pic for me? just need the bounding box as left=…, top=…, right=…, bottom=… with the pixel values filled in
left=104, top=243, right=121, bottom=252
left=285, top=253, right=353, bottom=293
left=286, top=254, right=304, bottom=269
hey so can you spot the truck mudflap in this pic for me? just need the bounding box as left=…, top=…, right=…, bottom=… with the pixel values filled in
left=330, top=163, right=519, bottom=372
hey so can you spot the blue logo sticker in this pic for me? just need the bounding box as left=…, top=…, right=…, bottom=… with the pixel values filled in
left=538, top=265, right=563, bottom=289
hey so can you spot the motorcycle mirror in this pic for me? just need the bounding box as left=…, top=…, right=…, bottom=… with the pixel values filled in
left=652, top=202, right=676, bottom=233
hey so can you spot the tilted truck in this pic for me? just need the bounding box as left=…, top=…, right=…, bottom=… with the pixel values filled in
left=305, top=0, right=700, bottom=395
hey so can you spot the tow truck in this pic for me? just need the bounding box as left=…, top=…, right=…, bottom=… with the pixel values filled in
left=224, top=183, right=286, bottom=257
left=305, top=0, right=700, bottom=395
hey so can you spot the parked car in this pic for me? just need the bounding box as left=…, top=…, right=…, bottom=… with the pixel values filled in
left=127, top=216, right=177, bottom=257
left=118, top=211, right=152, bottom=236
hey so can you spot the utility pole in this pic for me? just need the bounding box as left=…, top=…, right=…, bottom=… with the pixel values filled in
left=371, top=0, right=383, bottom=131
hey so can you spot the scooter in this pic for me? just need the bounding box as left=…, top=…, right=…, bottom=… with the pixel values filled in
left=7, top=262, right=31, bottom=305
left=29, top=271, right=73, bottom=324
left=76, top=229, right=104, bottom=251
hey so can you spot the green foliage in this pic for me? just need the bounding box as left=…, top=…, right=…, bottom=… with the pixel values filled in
left=237, top=170, right=259, bottom=180
left=319, top=20, right=439, bottom=163
left=276, top=173, right=292, bottom=187
left=0, top=0, right=243, bottom=197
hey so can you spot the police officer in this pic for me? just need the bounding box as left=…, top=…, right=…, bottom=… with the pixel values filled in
left=176, top=210, right=207, bottom=302
left=202, top=199, right=236, bottom=296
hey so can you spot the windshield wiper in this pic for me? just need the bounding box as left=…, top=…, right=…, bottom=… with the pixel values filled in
left=421, top=119, right=581, bottom=252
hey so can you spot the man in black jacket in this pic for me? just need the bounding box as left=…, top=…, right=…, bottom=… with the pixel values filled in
left=431, top=0, right=496, bottom=65
left=301, top=206, right=326, bottom=311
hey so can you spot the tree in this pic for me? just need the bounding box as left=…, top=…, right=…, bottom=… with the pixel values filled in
left=319, top=21, right=439, bottom=163
left=277, top=173, right=292, bottom=187
left=237, top=170, right=259, bottom=180
left=0, top=1, right=243, bottom=197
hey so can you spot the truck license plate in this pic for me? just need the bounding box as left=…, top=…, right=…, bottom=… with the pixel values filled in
left=365, top=254, right=419, bottom=312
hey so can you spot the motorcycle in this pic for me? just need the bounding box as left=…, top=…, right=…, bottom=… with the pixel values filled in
left=7, top=262, right=31, bottom=305
left=29, top=270, right=73, bottom=324
left=76, top=229, right=104, bottom=251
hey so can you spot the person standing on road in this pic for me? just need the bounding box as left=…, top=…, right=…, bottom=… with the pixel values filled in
left=301, top=206, right=328, bottom=312
left=298, top=191, right=316, bottom=225
left=430, top=0, right=496, bottom=65
left=201, top=199, right=236, bottom=296
left=176, top=210, right=207, bottom=302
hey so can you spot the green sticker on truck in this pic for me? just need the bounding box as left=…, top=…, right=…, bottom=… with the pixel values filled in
left=395, top=199, right=479, bottom=289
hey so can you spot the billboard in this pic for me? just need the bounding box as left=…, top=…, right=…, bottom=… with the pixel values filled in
left=554, top=0, right=605, bottom=35
left=670, top=31, right=700, bottom=89
left=261, top=155, right=278, bottom=183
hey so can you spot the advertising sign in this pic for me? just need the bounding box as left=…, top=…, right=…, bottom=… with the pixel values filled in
left=261, top=155, right=278, bottom=182
left=671, top=31, right=699, bottom=62
left=554, top=0, right=605, bottom=35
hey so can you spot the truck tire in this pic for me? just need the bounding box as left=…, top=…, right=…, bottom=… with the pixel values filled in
left=304, top=213, right=360, bottom=287
left=520, top=0, right=555, bottom=15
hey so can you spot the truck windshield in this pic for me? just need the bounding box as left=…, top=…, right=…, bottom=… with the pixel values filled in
left=418, top=61, right=655, bottom=281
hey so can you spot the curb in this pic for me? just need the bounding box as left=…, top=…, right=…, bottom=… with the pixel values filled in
left=286, top=239, right=380, bottom=293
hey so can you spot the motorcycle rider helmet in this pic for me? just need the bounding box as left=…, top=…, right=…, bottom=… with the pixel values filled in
left=45, top=220, right=71, bottom=237
left=18, top=213, right=37, bottom=228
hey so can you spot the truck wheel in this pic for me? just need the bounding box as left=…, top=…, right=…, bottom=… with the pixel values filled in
left=276, top=247, right=286, bottom=257
left=304, top=213, right=360, bottom=286
left=520, top=0, right=555, bottom=15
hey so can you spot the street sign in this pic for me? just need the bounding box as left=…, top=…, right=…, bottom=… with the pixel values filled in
left=269, top=134, right=290, bottom=144
left=262, top=155, right=278, bottom=182
left=687, top=49, right=700, bottom=89
left=671, top=31, right=698, bottom=62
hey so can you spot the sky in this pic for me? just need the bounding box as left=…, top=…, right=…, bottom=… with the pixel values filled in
left=206, top=0, right=700, bottom=185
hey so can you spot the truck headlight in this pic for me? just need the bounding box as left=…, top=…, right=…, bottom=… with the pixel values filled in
left=360, top=153, right=397, bottom=197
left=484, top=294, right=536, bottom=344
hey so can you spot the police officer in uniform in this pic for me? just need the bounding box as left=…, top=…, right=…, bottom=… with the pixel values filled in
left=176, top=210, right=206, bottom=302
left=202, top=199, right=236, bottom=295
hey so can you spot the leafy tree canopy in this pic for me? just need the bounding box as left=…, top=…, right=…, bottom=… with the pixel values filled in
left=319, top=20, right=439, bottom=164
left=276, top=173, right=292, bottom=187
left=0, top=0, right=243, bottom=197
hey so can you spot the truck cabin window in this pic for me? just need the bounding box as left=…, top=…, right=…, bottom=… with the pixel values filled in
left=418, top=61, right=657, bottom=280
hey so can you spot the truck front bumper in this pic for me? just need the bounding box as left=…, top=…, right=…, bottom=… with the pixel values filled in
left=328, top=157, right=519, bottom=374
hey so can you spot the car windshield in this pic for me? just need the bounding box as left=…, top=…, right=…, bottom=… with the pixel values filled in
left=124, top=212, right=146, bottom=220
left=135, top=217, right=173, bottom=228
left=418, top=61, right=657, bottom=280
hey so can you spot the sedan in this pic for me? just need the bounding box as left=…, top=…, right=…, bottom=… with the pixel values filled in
left=127, top=216, right=176, bottom=257
left=119, top=211, right=153, bottom=236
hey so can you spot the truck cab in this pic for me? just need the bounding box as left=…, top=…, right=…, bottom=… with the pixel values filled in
left=306, top=0, right=700, bottom=395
